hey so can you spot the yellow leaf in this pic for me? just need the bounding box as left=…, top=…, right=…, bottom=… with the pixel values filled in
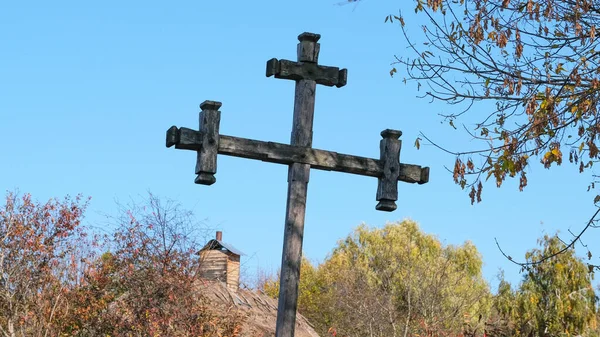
left=551, top=148, right=561, bottom=157
left=414, top=137, right=421, bottom=150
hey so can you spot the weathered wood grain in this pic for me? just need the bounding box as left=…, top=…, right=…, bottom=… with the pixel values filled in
left=376, top=129, right=402, bottom=212
left=226, top=253, right=240, bottom=291
left=266, top=33, right=347, bottom=89
left=195, top=101, right=221, bottom=185
left=266, top=59, right=345, bottom=87
left=219, top=135, right=427, bottom=183
left=165, top=31, right=430, bottom=337
left=167, top=126, right=201, bottom=150
left=297, top=32, right=320, bottom=62
left=276, top=76, right=317, bottom=337
left=166, top=128, right=428, bottom=184
left=198, top=250, right=228, bottom=281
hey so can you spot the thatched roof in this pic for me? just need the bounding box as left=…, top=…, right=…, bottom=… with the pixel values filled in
left=196, top=279, right=320, bottom=337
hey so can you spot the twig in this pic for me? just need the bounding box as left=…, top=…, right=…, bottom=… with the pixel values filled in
left=495, top=207, right=600, bottom=266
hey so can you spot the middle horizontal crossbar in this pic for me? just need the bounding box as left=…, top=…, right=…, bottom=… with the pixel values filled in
left=167, top=126, right=429, bottom=184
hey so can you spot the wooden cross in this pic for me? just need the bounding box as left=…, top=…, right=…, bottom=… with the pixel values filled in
left=165, top=32, right=429, bottom=337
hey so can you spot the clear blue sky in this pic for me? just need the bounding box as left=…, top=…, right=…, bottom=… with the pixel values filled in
left=1, top=0, right=598, bottom=290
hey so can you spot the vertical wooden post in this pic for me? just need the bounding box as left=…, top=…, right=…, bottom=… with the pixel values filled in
left=275, top=33, right=319, bottom=337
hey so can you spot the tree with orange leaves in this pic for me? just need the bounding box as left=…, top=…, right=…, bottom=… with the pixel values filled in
left=66, top=193, right=245, bottom=337
left=0, top=192, right=244, bottom=337
left=0, top=192, right=91, bottom=337
left=356, top=0, right=600, bottom=265
left=384, top=0, right=600, bottom=202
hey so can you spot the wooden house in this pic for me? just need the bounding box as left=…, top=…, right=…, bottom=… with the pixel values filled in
left=198, top=231, right=245, bottom=291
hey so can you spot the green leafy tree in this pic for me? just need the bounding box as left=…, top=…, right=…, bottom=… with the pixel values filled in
left=320, top=221, right=491, bottom=337
left=260, top=256, right=328, bottom=331
left=519, top=235, right=596, bottom=337
left=492, top=235, right=597, bottom=337
left=488, top=276, right=520, bottom=337
left=261, top=220, right=491, bottom=337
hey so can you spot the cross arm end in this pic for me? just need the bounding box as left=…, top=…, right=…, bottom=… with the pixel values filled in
left=376, top=200, right=397, bottom=212
left=166, top=126, right=179, bottom=148
left=418, top=167, right=430, bottom=185
left=336, top=68, right=348, bottom=88
left=266, top=58, right=279, bottom=78
left=165, top=126, right=202, bottom=151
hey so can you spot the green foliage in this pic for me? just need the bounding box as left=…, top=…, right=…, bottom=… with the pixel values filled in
left=260, top=220, right=492, bottom=337
left=521, top=235, right=596, bottom=337
left=321, top=220, right=491, bottom=337
left=492, top=235, right=597, bottom=337
left=260, top=256, right=328, bottom=329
